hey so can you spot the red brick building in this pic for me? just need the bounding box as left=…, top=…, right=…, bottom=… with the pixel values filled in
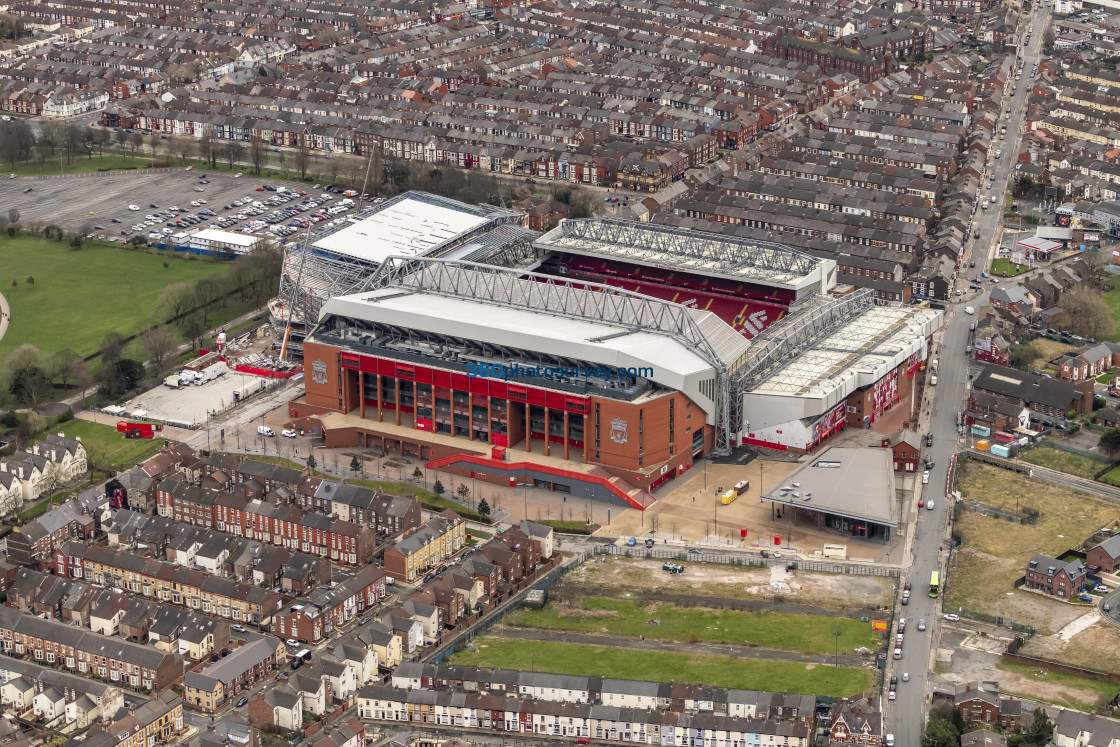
left=880, top=429, right=922, bottom=472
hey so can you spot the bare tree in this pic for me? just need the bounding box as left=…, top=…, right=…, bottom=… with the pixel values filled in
left=115, top=128, right=129, bottom=150
left=224, top=140, right=245, bottom=171
left=159, top=281, right=195, bottom=323
left=197, top=125, right=216, bottom=168
left=169, top=135, right=193, bottom=163
left=128, top=131, right=143, bottom=155
left=140, top=326, right=176, bottom=370
left=149, top=132, right=161, bottom=162
left=63, top=124, right=83, bottom=164
left=249, top=134, right=266, bottom=175
left=295, top=133, right=312, bottom=180
left=38, top=120, right=62, bottom=159
left=1062, top=290, right=1116, bottom=339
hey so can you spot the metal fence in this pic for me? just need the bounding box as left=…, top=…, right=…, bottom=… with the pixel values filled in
left=592, top=545, right=899, bottom=577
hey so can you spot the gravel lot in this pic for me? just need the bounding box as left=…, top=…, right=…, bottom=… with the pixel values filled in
left=0, top=169, right=341, bottom=238
left=119, top=370, right=271, bottom=426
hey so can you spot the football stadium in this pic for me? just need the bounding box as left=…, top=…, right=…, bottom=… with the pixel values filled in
left=284, top=192, right=942, bottom=508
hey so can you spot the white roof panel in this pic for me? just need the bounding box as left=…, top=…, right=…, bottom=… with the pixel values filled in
left=189, top=228, right=258, bottom=247
left=312, top=199, right=490, bottom=263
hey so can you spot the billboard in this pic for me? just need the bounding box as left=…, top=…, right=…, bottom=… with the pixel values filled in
left=871, top=620, right=888, bottom=632
left=810, top=403, right=847, bottom=445
left=872, top=371, right=899, bottom=416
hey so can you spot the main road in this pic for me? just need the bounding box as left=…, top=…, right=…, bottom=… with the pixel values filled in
left=888, top=5, right=1050, bottom=745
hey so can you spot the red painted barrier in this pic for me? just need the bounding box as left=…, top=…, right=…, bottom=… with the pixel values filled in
left=233, top=364, right=303, bottom=379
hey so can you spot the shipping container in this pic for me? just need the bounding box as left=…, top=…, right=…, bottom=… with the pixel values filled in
left=970, top=425, right=991, bottom=437
left=993, top=431, right=1016, bottom=444
left=990, top=443, right=1012, bottom=458
left=733, top=480, right=750, bottom=495
left=976, top=440, right=990, bottom=451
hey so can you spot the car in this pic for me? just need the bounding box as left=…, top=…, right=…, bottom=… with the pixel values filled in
left=902, top=672, right=909, bottom=682
left=185, top=165, right=193, bottom=171
left=917, top=619, right=926, bottom=631
left=888, top=690, right=896, bottom=701
left=898, top=618, right=906, bottom=631
left=257, top=186, right=265, bottom=191
left=986, top=184, right=992, bottom=190
left=927, top=500, right=935, bottom=510
left=885, top=736, right=895, bottom=747
left=281, top=429, right=297, bottom=438
left=918, top=499, right=925, bottom=508
left=925, top=459, right=935, bottom=469
left=901, top=595, right=909, bottom=605
left=944, top=613, right=960, bottom=622
left=1095, top=585, right=1109, bottom=593
left=626, top=537, right=636, bottom=546
left=233, top=624, right=246, bottom=633
left=1080, top=593, right=1094, bottom=602
left=236, top=697, right=248, bottom=708
left=194, top=187, right=204, bottom=192
left=235, top=173, right=242, bottom=178
left=893, top=647, right=902, bottom=659
left=575, top=739, right=590, bottom=745
left=644, top=538, right=655, bottom=548
left=359, top=616, right=372, bottom=626
left=286, top=638, right=298, bottom=646
left=688, top=548, right=702, bottom=554
left=922, top=471, right=930, bottom=484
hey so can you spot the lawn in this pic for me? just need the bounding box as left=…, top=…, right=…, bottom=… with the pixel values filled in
left=0, top=235, right=230, bottom=360
left=1100, top=289, right=1120, bottom=343
left=996, top=660, right=1118, bottom=712
left=990, top=258, right=1029, bottom=277
left=1098, top=463, right=1120, bottom=487
left=535, top=519, right=601, bottom=535
left=507, top=597, right=883, bottom=655
left=1016, top=444, right=1110, bottom=480
left=7, top=154, right=164, bottom=177
left=52, top=419, right=163, bottom=470
left=451, top=639, right=871, bottom=697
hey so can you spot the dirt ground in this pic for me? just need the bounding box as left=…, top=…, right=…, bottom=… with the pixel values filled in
left=603, top=459, right=900, bottom=561
left=938, top=629, right=1115, bottom=711
left=1028, top=338, right=1080, bottom=371
left=568, top=556, right=895, bottom=612
left=1021, top=619, right=1120, bottom=674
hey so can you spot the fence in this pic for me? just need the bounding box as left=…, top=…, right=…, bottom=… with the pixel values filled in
left=1043, top=440, right=1113, bottom=462
left=592, top=545, right=898, bottom=577
left=1002, top=650, right=1120, bottom=684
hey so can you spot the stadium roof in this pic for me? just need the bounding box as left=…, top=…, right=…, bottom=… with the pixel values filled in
left=315, top=258, right=752, bottom=415
left=761, top=446, right=897, bottom=528
left=311, top=194, right=493, bottom=264
left=535, top=218, right=833, bottom=293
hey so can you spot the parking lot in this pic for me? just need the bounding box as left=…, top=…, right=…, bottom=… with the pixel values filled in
left=0, top=168, right=361, bottom=243
left=118, top=369, right=273, bottom=426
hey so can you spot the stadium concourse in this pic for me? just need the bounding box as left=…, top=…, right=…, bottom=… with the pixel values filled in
left=280, top=191, right=943, bottom=509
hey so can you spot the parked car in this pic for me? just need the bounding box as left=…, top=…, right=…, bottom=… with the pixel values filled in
left=944, top=614, right=960, bottom=622
left=922, top=471, right=930, bottom=484
left=281, top=429, right=297, bottom=438
left=236, top=697, right=248, bottom=707
left=1094, top=585, right=1109, bottom=593
left=926, top=501, right=935, bottom=510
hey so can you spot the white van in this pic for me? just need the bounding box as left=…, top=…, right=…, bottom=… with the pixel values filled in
left=257, top=426, right=275, bottom=437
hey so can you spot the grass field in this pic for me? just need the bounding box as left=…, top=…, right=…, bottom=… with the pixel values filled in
left=1098, top=289, right=1120, bottom=343
left=1017, top=444, right=1110, bottom=480
left=8, top=154, right=163, bottom=177
left=451, top=639, right=872, bottom=697
left=947, top=463, right=1119, bottom=632
left=955, top=463, right=1117, bottom=555
left=507, top=597, right=882, bottom=655
left=0, top=236, right=229, bottom=360
left=1026, top=338, right=1080, bottom=370
left=996, top=660, right=1118, bottom=712
left=990, top=258, right=1029, bottom=277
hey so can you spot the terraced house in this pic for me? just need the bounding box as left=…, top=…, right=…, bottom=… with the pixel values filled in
left=382, top=512, right=467, bottom=583
left=54, top=542, right=281, bottom=627
left=0, top=605, right=183, bottom=691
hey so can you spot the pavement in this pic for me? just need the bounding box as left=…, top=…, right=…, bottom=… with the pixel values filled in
left=0, top=291, right=8, bottom=344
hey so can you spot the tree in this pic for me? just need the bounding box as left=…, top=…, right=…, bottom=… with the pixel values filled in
left=921, top=718, right=959, bottom=747
left=159, top=281, right=195, bottom=323
left=184, top=315, right=207, bottom=353
left=1007, top=340, right=1039, bottom=370
left=1061, top=290, right=1116, bottom=339
left=63, top=124, right=83, bottom=164
left=148, top=132, right=161, bottom=163
left=349, top=455, right=361, bottom=476
left=51, top=350, right=85, bottom=390
left=99, top=332, right=125, bottom=366
left=5, top=343, right=51, bottom=407
left=1024, top=708, right=1053, bottom=745
left=7, top=208, right=17, bottom=226
left=412, top=467, right=423, bottom=481
left=38, top=120, right=61, bottom=159
left=249, top=135, right=266, bottom=175
left=197, top=125, right=216, bottom=168
left=433, top=479, right=445, bottom=497
left=478, top=498, right=491, bottom=517
left=306, top=454, right=317, bottom=471
left=129, top=131, right=143, bottom=155
left=456, top=483, right=470, bottom=502
left=140, top=326, right=176, bottom=370
left=224, top=140, right=245, bottom=171
left=1100, top=428, right=1120, bottom=457
left=295, top=133, right=311, bottom=180
left=115, top=128, right=129, bottom=150
left=97, top=358, right=145, bottom=398
left=169, top=135, right=192, bottom=163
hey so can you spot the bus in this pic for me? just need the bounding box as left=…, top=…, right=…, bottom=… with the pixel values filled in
left=929, top=571, right=940, bottom=598
left=291, top=649, right=312, bottom=669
